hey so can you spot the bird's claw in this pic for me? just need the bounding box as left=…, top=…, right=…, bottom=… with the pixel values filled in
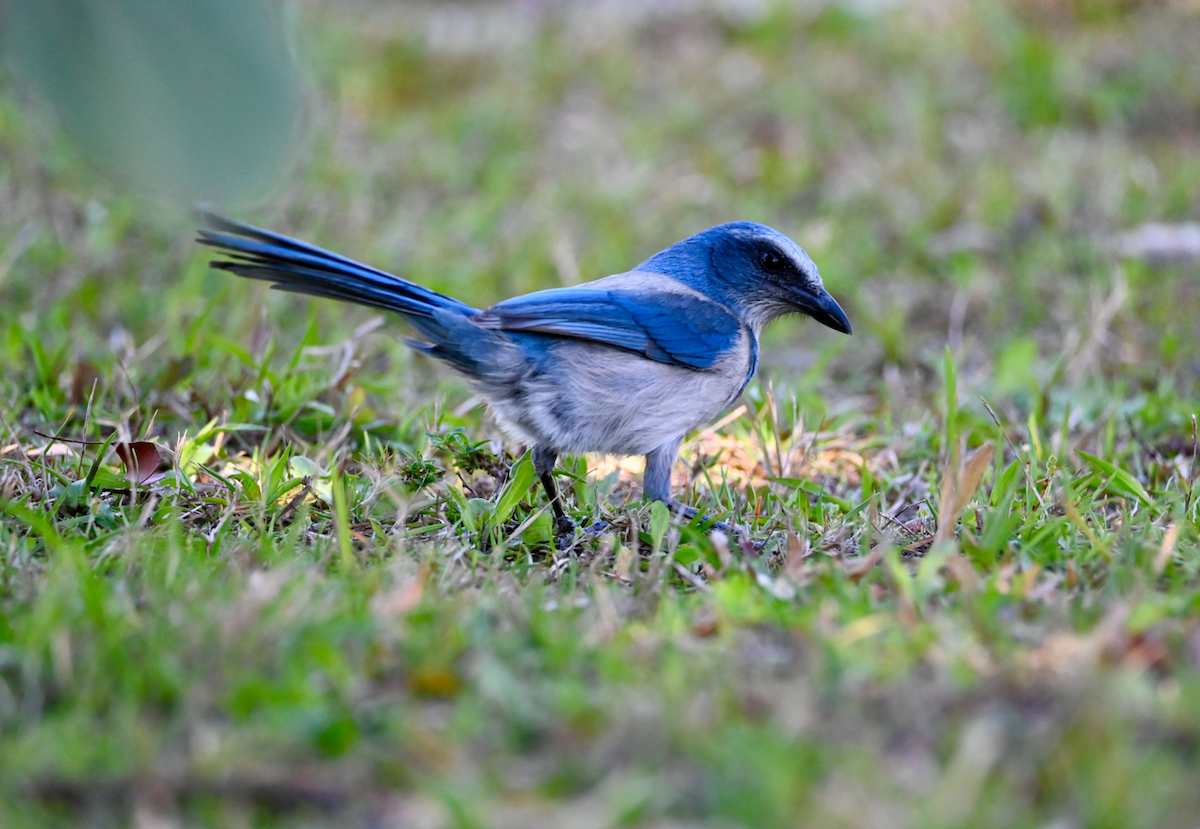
left=666, top=501, right=740, bottom=537
left=705, top=518, right=738, bottom=536
left=552, top=517, right=609, bottom=549
left=552, top=515, right=577, bottom=549
left=582, top=520, right=609, bottom=536
left=549, top=506, right=742, bottom=551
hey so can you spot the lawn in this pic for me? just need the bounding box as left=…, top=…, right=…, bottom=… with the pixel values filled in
left=2, top=1, right=1200, bottom=827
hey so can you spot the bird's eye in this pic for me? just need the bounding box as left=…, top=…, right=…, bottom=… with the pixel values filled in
left=759, top=250, right=786, bottom=274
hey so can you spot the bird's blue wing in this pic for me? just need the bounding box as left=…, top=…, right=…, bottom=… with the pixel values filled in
left=484, top=286, right=742, bottom=370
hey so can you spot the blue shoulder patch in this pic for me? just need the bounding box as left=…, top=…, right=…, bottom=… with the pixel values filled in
left=486, top=287, right=742, bottom=370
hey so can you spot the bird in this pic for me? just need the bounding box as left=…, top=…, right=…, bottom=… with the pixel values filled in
left=197, top=214, right=851, bottom=537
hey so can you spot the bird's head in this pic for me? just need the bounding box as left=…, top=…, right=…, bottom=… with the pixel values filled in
left=640, top=221, right=852, bottom=336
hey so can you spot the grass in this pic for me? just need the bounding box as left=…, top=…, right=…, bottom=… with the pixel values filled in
left=2, top=1, right=1200, bottom=826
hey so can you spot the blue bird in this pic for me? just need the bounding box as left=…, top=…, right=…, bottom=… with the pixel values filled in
left=198, top=215, right=851, bottom=536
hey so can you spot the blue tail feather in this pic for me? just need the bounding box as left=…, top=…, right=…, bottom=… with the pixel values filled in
left=197, top=214, right=479, bottom=320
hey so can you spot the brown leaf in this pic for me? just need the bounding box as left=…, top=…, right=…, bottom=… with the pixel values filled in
left=935, top=443, right=995, bottom=546
left=115, top=442, right=169, bottom=485
left=7, top=442, right=78, bottom=459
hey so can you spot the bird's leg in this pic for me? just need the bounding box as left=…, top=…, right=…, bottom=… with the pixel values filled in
left=644, top=440, right=737, bottom=535
left=643, top=438, right=683, bottom=511
left=532, top=445, right=575, bottom=537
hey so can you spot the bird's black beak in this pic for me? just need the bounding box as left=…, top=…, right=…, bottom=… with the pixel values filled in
left=795, top=287, right=852, bottom=335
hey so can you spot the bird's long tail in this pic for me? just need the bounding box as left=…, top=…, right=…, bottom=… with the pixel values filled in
left=197, top=214, right=526, bottom=382
left=196, top=213, right=480, bottom=321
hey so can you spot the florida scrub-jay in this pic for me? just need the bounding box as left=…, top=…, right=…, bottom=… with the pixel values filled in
left=198, top=216, right=851, bottom=535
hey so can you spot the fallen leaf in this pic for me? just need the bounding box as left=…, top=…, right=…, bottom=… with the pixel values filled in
left=5, top=442, right=78, bottom=458
left=115, top=442, right=169, bottom=485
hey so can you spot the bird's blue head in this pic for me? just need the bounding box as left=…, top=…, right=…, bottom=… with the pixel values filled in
left=638, top=221, right=851, bottom=336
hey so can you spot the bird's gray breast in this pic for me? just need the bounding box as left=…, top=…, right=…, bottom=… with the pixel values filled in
left=478, top=330, right=755, bottom=457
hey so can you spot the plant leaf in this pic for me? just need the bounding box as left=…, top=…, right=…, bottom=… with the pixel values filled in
left=493, top=452, right=535, bottom=526
left=1076, top=450, right=1151, bottom=505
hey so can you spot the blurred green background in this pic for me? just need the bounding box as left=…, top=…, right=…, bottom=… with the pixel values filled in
left=3, top=0, right=1197, bottom=434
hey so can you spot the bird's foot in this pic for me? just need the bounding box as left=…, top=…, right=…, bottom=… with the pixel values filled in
left=553, top=514, right=575, bottom=537
left=549, top=504, right=740, bottom=550
left=553, top=517, right=610, bottom=548
left=552, top=514, right=577, bottom=549
left=666, top=501, right=739, bottom=536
